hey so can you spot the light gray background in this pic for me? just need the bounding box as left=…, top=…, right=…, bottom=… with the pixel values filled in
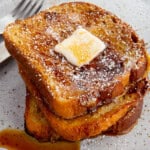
left=0, top=0, right=150, bottom=150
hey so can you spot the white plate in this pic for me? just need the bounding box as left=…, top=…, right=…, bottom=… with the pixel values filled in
left=0, top=0, right=150, bottom=149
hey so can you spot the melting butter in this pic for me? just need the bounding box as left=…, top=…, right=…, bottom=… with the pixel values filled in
left=55, top=27, right=106, bottom=67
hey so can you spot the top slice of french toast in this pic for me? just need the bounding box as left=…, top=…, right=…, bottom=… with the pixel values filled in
left=4, top=2, right=148, bottom=119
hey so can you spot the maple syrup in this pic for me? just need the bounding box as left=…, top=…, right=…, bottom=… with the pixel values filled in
left=0, top=129, right=80, bottom=150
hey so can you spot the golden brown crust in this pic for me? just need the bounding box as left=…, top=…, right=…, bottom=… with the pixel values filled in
left=105, top=95, right=143, bottom=135
left=4, top=2, right=148, bottom=119
left=25, top=90, right=60, bottom=142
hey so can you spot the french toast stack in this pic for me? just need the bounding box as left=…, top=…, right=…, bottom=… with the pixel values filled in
left=3, top=2, right=149, bottom=141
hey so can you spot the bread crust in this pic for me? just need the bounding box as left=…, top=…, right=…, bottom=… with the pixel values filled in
left=105, top=95, right=143, bottom=135
left=25, top=90, right=60, bottom=142
left=4, top=2, right=148, bottom=119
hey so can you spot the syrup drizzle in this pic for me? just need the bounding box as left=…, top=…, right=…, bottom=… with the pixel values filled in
left=0, top=129, right=80, bottom=150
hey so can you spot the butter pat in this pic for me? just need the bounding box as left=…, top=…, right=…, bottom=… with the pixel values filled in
left=55, top=28, right=106, bottom=67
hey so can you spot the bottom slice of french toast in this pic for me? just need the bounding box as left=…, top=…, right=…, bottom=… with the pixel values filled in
left=25, top=90, right=143, bottom=142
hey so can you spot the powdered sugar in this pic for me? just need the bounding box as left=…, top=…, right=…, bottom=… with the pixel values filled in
left=20, top=2, right=146, bottom=107
left=46, top=27, right=60, bottom=42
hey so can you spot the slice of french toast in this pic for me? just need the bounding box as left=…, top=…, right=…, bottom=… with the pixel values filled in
left=19, top=65, right=147, bottom=141
left=4, top=2, right=148, bottom=119
left=25, top=89, right=143, bottom=142
left=27, top=91, right=143, bottom=141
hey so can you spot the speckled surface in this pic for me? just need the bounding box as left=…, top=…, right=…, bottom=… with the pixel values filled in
left=0, top=0, right=150, bottom=149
